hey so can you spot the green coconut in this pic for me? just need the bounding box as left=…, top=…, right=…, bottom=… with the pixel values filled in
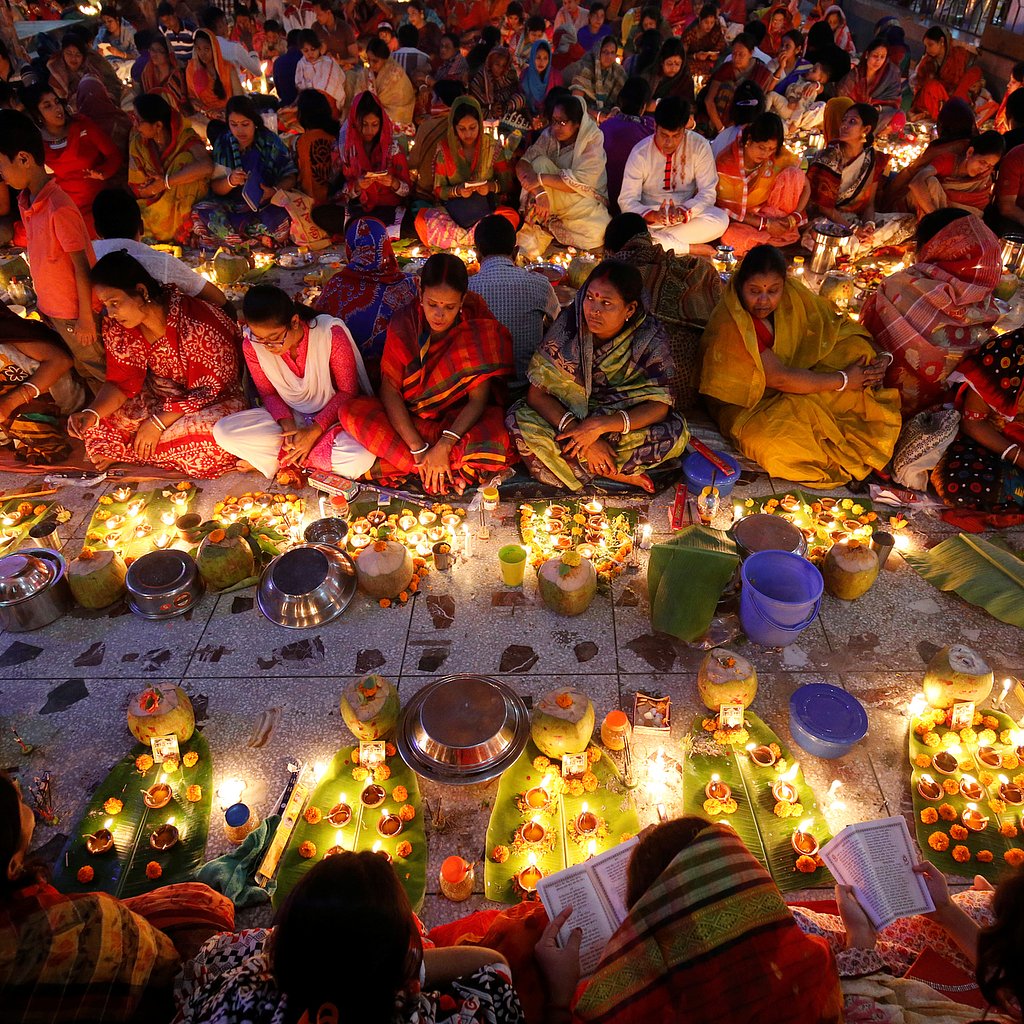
left=212, top=249, right=250, bottom=285
left=537, top=554, right=597, bottom=617
left=922, top=644, right=994, bottom=710
left=196, top=529, right=256, bottom=591
left=355, top=541, right=414, bottom=599
left=822, top=540, right=879, bottom=600
left=531, top=687, right=595, bottom=758
left=340, top=675, right=400, bottom=741
left=697, top=648, right=758, bottom=710
left=995, top=274, right=1019, bottom=301
left=67, top=548, right=127, bottom=609
left=819, top=271, right=855, bottom=306
left=127, top=685, right=195, bottom=743
left=566, top=255, right=599, bottom=289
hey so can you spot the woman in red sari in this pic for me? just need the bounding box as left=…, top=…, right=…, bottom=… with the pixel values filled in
left=68, top=252, right=245, bottom=477
left=837, top=39, right=904, bottom=133
left=338, top=253, right=514, bottom=494
left=141, top=34, right=190, bottom=113
left=761, top=3, right=793, bottom=58
left=911, top=26, right=984, bottom=123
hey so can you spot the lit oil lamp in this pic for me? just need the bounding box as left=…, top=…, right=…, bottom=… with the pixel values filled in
left=959, top=775, right=984, bottom=801
left=582, top=500, right=603, bottom=515
left=360, top=783, right=386, bottom=809
left=520, top=817, right=547, bottom=845
left=150, top=820, right=180, bottom=850
left=143, top=783, right=172, bottom=809
left=366, top=510, right=387, bottom=528
left=416, top=541, right=433, bottom=557
left=417, top=510, right=436, bottom=527
left=111, top=486, right=132, bottom=502
left=84, top=827, right=115, bottom=855
left=442, top=514, right=461, bottom=531
left=577, top=543, right=595, bottom=559
left=931, top=750, right=959, bottom=775
left=525, top=784, right=551, bottom=810
left=377, top=813, right=403, bottom=838
left=705, top=774, right=732, bottom=802
left=772, top=779, right=797, bottom=804
left=104, top=514, right=124, bottom=530
left=133, top=523, right=152, bottom=539
left=159, top=511, right=176, bottom=526
left=0, top=514, right=17, bottom=527
left=555, top=535, right=573, bottom=549
left=917, top=774, right=942, bottom=801
left=517, top=852, right=543, bottom=893
left=153, top=533, right=172, bottom=549
left=170, top=491, right=190, bottom=509
left=791, top=820, right=819, bottom=857
left=103, top=532, right=121, bottom=547
left=398, top=513, right=417, bottom=532
left=350, top=534, right=371, bottom=551
left=998, top=775, right=1024, bottom=806
left=978, top=746, right=1002, bottom=769
left=546, top=520, right=563, bottom=535
left=748, top=743, right=777, bottom=768
left=372, top=839, right=392, bottom=863
left=327, top=796, right=352, bottom=826
left=426, top=526, right=446, bottom=543
left=575, top=802, right=599, bottom=836
left=325, top=830, right=346, bottom=857
left=962, top=803, right=989, bottom=832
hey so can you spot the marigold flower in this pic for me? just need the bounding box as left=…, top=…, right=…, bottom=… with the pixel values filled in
left=928, top=832, right=950, bottom=852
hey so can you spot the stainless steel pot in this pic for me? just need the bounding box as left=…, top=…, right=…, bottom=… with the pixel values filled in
left=0, top=548, right=72, bottom=631
left=125, top=549, right=204, bottom=619
left=1001, top=233, right=1024, bottom=276
left=809, top=221, right=853, bottom=275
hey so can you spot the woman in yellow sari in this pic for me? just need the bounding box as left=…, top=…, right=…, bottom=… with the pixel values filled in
left=700, top=244, right=901, bottom=487
left=129, top=94, right=214, bottom=242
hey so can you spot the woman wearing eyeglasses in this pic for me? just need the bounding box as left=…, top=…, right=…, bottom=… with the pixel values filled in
left=213, top=285, right=374, bottom=483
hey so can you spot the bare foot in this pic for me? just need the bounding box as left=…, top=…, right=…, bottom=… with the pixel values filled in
left=972, top=875, right=995, bottom=892
left=601, top=469, right=655, bottom=493
left=691, top=243, right=718, bottom=258
left=235, top=460, right=255, bottom=472
left=91, top=457, right=115, bottom=471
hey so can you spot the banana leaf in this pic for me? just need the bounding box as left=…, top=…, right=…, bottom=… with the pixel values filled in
left=648, top=526, right=738, bottom=642
left=681, top=711, right=832, bottom=892
left=907, top=709, right=1022, bottom=882
left=52, top=734, right=213, bottom=898
left=484, top=741, right=639, bottom=904
left=0, top=496, right=59, bottom=554
left=83, top=484, right=198, bottom=561
left=904, top=534, right=1024, bottom=629
left=274, top=746, right=425, bottom=912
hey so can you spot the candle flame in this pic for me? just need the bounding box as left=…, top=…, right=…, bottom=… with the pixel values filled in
left=711, top=774, right=720, bottom=783
left=372, top=840, right=381, bottom=853
left=166, top=816, right=175, bottom=826
left=217, top=778, right=245, bottom=809
left=781, top=761, right=800, bottom=783
left=968, top=802, right=978, bottom=811
left=581, top=801, right=588, bottom=814
left=587, top=839, right=597, bottom=856
left=335, top=830, right=343, bottom=846
left=908, top=693, right=928, bottom=717
left=339, top=792, right=347, bottom=805
left=527, top=851, right=537, bottom=867
left=103, top=818, right=113, bottom=829
left=999, top=774, right=1010, bottom=785
left=921, top=774, right=935, bottom=786
left=799, top=818, right=813, bottom=832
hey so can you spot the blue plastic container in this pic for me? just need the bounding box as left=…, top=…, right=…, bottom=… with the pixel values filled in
left=789, top=684, right=868, bottom=759
left=739, top=550, right=823, bottom=646
left=683, top=449, right=741, bottom=497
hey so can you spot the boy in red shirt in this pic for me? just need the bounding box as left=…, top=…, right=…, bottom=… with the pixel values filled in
left=0, top=110, right=102, bottom=387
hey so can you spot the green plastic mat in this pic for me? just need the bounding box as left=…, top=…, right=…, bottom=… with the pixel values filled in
left=484, top=741, right=640, bottom=904
left=908, top=707, right=1024, bottom=881
left=82, top=483, right=198, bottom=560
left=682, top=710, right=832, bottom=891
left=52, top=733, right=213, bottom=898
left=274, top=746, right=426, bottom=912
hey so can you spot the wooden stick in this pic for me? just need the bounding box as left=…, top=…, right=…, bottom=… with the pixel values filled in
left=0, top=487, right=58, bottom=501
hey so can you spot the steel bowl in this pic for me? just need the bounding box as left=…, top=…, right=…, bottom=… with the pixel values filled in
left=397, top=675, right=531, bottom=785
left=126, top=549, right=204, bottom=619
left=732, top=513, right=808, bottom=559
left=0, top=548, right=71, bottom=631
left=257, top=543, right=357, bottom=628
left=303, top=517, right=350, bottom=548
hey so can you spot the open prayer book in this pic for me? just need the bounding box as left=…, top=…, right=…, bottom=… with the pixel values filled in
left=819, top=816, right=935, bottom=930
left=537, top=837, right=638, bottom=977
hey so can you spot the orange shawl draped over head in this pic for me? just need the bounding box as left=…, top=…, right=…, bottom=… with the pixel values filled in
left=575, top=823, right=844, bottom=1024
left=861, top=214, right=1003, bottom=415
left=186, top=30, right=232, bottom=116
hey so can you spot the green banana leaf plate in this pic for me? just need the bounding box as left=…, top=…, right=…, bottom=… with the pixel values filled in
left=274, top=745, right=426, bottom=912
left=52, top=733, right=213, bottom=898
left=682, top=710, right=832, bottom=892
left=0, top=495, right=60, bottom=553
left=484, top=741, right=640, bottom=904
left=82, top=483, right=198, bottom=561
left=908, top=707, right=1024, bottom=881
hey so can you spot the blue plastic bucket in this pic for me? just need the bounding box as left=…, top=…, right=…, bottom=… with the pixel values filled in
left=683, top=449, right=741, bottom=497
left=740, top=550, right=823, bottom=646
left=789, top=684, right=868, bottom=758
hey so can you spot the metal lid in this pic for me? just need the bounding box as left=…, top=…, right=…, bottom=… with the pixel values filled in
left=257, top=543, right=357, bottom=629
left=0, top=551, right=54, bottom=605
left=126, top=550, right=195, bottom=596
left=271, top=546, right=330, bottom=595
left=732, top=514, right=807, bottom=557
left=397, top=675, right=531, bottom=785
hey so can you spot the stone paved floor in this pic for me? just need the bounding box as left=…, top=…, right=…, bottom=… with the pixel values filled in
left=1, top=461, right=1022, bottom=930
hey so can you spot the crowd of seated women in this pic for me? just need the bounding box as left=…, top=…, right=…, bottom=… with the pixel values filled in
left=0, top=0, right=1021, bottom=511
left=3, top=769, right=1024, bottom=1023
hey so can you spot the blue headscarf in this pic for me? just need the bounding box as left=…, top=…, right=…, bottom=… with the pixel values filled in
left=520, top=40, right=553, bottom=112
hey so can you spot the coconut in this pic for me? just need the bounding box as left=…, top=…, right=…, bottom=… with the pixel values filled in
left=820, top=271, right=855, bottom=307
left=531, top=687, right=595, bottom=758
left=356, top=541, right=414, bottom=599
left=68, top=548, right=127, bottom=609
left=923, top=644, right=994, bottom=710
left=566, top=255, right=599, bottom=290
left=127, top=685, right=195, bottom=744
left=196, top=528, right=256, bottom=591
left=822, top=540, right=879, bottom=601
left=697, top=648, right=758, bottom=710
left=995, top=274, right=1019, bottom=301
left=537, top=554, right=597, bottom=617
left=213, top=248, right=250, bottom=285
left=340, top=674, right=400, bottom=741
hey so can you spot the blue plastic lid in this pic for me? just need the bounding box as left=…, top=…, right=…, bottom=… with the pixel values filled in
left=683, top=449, right=740, bottom=489
left=225, top=802, right=250, bottom=827
left=789, top=684, right=868, bottom=744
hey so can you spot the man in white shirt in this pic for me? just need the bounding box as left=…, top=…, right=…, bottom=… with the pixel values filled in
left=92, top=188, right=228, bottom=308
left=618, top=96, right=728, bottom=256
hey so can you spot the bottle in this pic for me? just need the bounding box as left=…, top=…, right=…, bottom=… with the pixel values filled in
left=439, top=856, right=475, bottom=900
left=601, top=710, right=632, bottom=751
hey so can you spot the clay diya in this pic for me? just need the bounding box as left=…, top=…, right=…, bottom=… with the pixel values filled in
left=978, top=746, right=1002, bottom=769
left=962, top=805, right=989, bottom=832
left=159, top=511, right=176, bottom=526
left=371, top=840, right=392, bottom=863
left=959, top=776, right=985, bottom=801
left=398, top=513, right=417, bottom=532
left=143, top=783, right=173, bottom=809
left=133, top=524, right=153, bottom=539
left=575, top=803, right=599, bottom=836
left=525, top=786, right=551, bottom=811
left=999, top=778, right=1024, bottom=806
left=417, top=510, right=436, bottom=527
left=149, top=823, right=180, bottom=850
left=327, top=802, right=352, bottom=827
left=111, top=486, right=133, bottom=503
left=442, top=514, right=461, bottom=531
left=582, top=500, right=603, bottom=515
left=84, top=828, right=115, bottom=855
left=350, top=534, right=371, bottom=551
left=517, top=855, right=543, bottom=893
left=791, top=830, right=819, bottom=857
left=426, top=526, right=446, bottom=543
left=705, top=775, right=732, bottom=802
left=360, top=784, right=386, bottom=809
left=931, top=750, right=959, bottom=776
left=367, top=510, right=388, bottom=527
left=377, top=813, right=403, bottom=838
left=917, top=775, right=942, bottom=801
left=771, top=780, right=797, bottom=804
left=748, top=744, right=777, bottom=768
left=520, top=818, right=547, bottom=845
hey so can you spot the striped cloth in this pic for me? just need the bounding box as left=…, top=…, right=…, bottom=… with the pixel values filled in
left=575, top=823, right=844, bottom=1024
